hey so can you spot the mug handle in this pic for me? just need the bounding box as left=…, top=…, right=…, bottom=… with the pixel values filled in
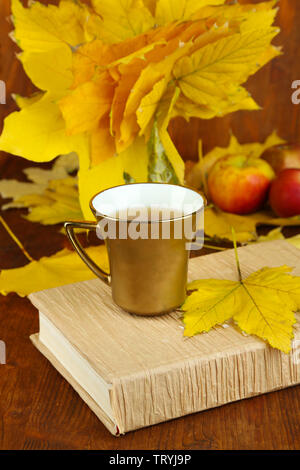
left=64, top=221, right=111, bottom=285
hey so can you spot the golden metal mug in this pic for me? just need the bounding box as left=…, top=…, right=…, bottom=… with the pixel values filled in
left=65, top=183, right=204, bottom=316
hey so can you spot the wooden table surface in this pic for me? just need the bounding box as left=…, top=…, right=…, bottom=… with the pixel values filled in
left=0, top=0, right=300, bottom=450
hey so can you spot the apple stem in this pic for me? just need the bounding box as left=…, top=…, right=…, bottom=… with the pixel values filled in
left=231, top=227, right=243, bottom=282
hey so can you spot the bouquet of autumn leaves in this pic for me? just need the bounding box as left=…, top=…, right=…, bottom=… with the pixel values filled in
left=0, top=0, right=281, bottom=219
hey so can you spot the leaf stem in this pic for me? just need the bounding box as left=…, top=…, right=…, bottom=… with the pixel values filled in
left=0, top=215, right=34, bottom=262
left=203, top=244, right=226, bottom=251
left=198, top=140, right=209, bottom=197
left=231, top=226, right=242, bottom=282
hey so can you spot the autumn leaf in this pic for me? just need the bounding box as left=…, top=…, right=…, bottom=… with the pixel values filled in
left=233, top=266, right=300, bottom=353
left=0, top=245, right=109, bottom=297
left=155, top=0, right=226, bottom=25
left=60, top=72, right=115, bottom=135
left=173, top=26, right=280, bottom=118
left=11, top=0, right=96, bottom=93
left=0, top=180, right=46, bottom=206
left=0, top=92, right=88, bottom=163
left=12, top=91, right=44, bottom=109
left=0, top=153, right=78, bottom=203
left=22, top=178, right=82, bottom=225
left=0, top=154, right=82, bottom=225
left=174, top=83, right=260, bottom=121
left=204, top=206, right=258, bottom=243
left=25, top=152, right=79, bottom=184
left=0, top=212, right=109, bottom=296
left=204, top=206, right=300, bottom=243
left=78, top=137, right=149, bottom=219
left=91, top=116, right=117, bottom=165
left=182, top=244, right=300, bottom=353
left=136, top=76, right=169, bottom=137
left=255, top=229, right=300, bottom=247
left=11, top=0, right=91, bottom=51
left=182, top=278, right=240, bottom=335
left=91, top=0, right=155, bottom=44
left=256, top=227, right=284, bottom=243
left=20, top=47, right=74, bottom=93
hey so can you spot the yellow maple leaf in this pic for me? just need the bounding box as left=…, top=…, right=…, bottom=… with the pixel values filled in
left=204, top=206, right=300, bottom=243
left=256, top=227, right=284, bottom=243
left=12, top=92, right=44, bottom=109
left=0, top=155, right=82, bottom=225
left=91, top=117, right=117, bottom=165
left=155, top=0, right=226, bottom=25
left=24, top=153, right=79, bottom=184
left=71, top=36, right=157, bottom=88
left=234, top=266, right=300, bottom=353
left=60, top=73, right=115, bottom=135
left=0, top=180, right=46, bottom=206
left=78, top=137, right=149, bottom=219
left=182, top=251, right=300, bottom=353
left=173, top=26, right=280, bottom=113
left=110, top=60, right=144, bottom=147
left=204, top=206, right=258, bottom=243
left=0, top=246, right=109, bottom=297
left=174, top=84, right=260, bottom=121
left=11, top=0, right=91, bottom=51
left=195, top=0, right=279, bottom=25
left=23, top=178, right=83, bottom=225
left=0, top=212, right=108, bottom=296
left=20, top=48, right=73, bottom=93
left=11, top=0, right=97, bottom=93
left=136, top=77, right=168, bottom=136
left=91, top=0, right=155, bottom=44
left=0, top=92, right=88, bottom=163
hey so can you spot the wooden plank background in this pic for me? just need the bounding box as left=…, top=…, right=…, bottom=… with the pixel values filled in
left=1, top=0, right=300, bottom=450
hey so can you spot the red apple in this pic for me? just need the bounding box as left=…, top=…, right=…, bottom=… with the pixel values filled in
left=261, top=144, right=300, bottom=174
left=207, top=155, right=275, bottom=214
left=269, top=169, right=300, bottom=217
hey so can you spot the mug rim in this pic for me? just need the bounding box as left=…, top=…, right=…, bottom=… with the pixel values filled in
left=89, top=182, right=205, bottom=223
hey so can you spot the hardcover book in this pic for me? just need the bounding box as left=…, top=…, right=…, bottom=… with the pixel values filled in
left=29, top=240, right=300, bottom=435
